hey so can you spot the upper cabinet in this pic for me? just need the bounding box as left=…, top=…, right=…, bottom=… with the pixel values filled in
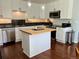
left=60, top=0, right=73, bottom=19
left=0, top=0, right=43, bottom=19
left=0, top=0, right=74, bottom=19
left=45, top=0, right=73, bottom=19
left=0, top=0, right=12, bottom=18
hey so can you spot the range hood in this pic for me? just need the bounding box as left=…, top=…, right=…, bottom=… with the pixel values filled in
left=12, top=8, right=26, bottom=13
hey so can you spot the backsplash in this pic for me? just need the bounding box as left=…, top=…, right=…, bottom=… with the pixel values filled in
left=25, top=19, right=49, bottom=23
left=0, top=18, right=71, bottom=26
left=50, top=18, right=71, bottom=26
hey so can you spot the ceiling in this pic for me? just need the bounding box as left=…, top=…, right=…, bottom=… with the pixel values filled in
left=23, top=0, right=56, bottom=4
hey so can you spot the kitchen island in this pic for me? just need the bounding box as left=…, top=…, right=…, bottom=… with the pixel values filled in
left=20, top=28, right=56, bottom=58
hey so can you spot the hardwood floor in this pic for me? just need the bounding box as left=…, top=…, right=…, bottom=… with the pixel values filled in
left=0, top=40, right=79, bottom=59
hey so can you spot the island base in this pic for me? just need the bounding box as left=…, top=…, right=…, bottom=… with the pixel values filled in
left=21, top=32, right=51, bottom=58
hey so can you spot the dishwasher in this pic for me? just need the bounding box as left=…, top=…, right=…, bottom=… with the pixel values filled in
left=2, top=28, right=15, bottom=45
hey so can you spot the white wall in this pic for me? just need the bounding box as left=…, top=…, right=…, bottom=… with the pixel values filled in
left=71, top=0, right=79, bottom=43
left=0, top=0, right=44, bottom=19
left=72, top=0, right=79, bottom=31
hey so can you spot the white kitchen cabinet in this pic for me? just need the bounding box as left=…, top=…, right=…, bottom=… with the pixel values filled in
left=15, top=28, right=21, bottom=42
left=60, top=0, right=73, bottom=19
left=56, top=27, right=72, bottom=43
left=0, top=29, right=3, bottom=45
left=15, top=26, right=36, bottom=42
left=56, top=28, right=66, bottom=43
left=21, top=30, right=51, bottom=58
left=15, top=25, right=46, bottom=42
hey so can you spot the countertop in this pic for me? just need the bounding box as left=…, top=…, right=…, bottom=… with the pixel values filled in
left=20, top=28, right=56, bottom=35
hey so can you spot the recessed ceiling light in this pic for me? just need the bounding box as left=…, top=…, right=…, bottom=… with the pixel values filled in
left=27, top=2, right=31, bottom=7
left=42, top=5, right=45, bottom=10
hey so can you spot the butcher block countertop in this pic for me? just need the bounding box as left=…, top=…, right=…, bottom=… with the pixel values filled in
left=20, top=28, right=56, bottom=35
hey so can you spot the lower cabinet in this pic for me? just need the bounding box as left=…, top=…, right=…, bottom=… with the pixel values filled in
left=15, top=26, right=35, bottom=42
left=0, top=29, right=3, bottom=45
left=56, top=27, right=72, bottom=44
left=56, top=28, right=66, bottom=43
left=15, top=25, right=48, bottom=42
left=15, top=28, right=21, bottom=42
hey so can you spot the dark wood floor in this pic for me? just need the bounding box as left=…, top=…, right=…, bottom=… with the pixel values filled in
left=0, top=40, right=79, bottom=59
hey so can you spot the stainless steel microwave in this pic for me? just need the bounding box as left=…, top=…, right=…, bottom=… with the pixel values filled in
left=49, top=10, right=61, bottom=18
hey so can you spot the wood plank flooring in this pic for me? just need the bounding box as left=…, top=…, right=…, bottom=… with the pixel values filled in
left=0, top=40, right=79, bottom=59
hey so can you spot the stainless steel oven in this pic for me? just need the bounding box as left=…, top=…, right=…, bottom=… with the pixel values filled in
left=12, top=20, right=25, bottom=27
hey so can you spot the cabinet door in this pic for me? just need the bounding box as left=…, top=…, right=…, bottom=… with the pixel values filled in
left=15, top=27, right=32, bottom=42
left=0, top=29, right=3, bottom=45
left=15, top=28, right=21, bottom=42
left=56, top=28, right=66, bottom=43
left=56, top=28, right=63, bottom=42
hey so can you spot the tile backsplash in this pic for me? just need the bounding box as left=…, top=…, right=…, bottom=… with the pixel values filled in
left=50, top=18, right=71, bottom=26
